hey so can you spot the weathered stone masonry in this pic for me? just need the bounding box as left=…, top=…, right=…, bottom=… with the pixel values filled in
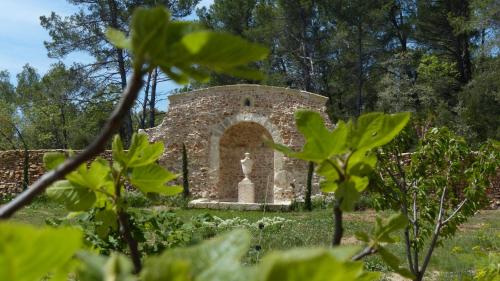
left=0, top=150, right=112, bottom=197
left=144, top=84, right=330, bottom=203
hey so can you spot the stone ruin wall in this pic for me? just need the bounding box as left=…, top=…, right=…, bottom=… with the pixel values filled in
left=144, top=84, right=330, bottom=203
left=0, top=150, right=112, bottom=197
left=0, top=151, right=498, bottom=206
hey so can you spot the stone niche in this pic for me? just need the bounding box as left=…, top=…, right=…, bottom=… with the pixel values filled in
left=143, top=84, right=330, bottom=209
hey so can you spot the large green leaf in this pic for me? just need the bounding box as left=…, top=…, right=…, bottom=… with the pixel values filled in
left=142, top=229, right=251, bottom=281
left=181, top=31, right=268, bottom=68
left=130, top=7, right=170, bottom=62
left=43, top=152, right=66, bottom=170
left=258, top=248, right=379, bottom=281
left=335, top=176, right=368, bottom=211
left=272, top=111, right=348, bottom=162
left=129, top=163, right=181, bottom=195
left=105, top=28, right=131, bottom=50
left=95, top=209, right=118, bottom=238
left=352, top=112, right=410, bottom=150
left=116, top=134, right=164, bottom=168
left=66, top=158, right=113, bottom=192
left=113, top=6, right=268, bottom=81
left=76, top=252, right=135, bottom=281
left=347, top=149, right=377, bottom=177
left=294, top=111, right=346, bottom=161
left=378, top=246, right=414, bottom=279
left=374, top=213, right=408, bottom=243
left=46, top=180, right=96, bottom=211
left=0, top=223, right=82, bottom=281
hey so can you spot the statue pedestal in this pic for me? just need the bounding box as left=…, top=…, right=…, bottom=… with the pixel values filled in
left=238, top=178, right=255, bottom=203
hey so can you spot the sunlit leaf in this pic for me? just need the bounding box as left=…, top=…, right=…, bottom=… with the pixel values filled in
left=46, top=180, right=96, bottom=211
left=43, top=152, right=66, bottom=170
left=0, top=223, right=82, bottom=281
left=129, top=163, right=180, bottom=195
left=259, top=248, right=379, bottom=281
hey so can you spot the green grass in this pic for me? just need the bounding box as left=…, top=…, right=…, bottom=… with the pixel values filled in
left=10, top=200, right=500, bottom=279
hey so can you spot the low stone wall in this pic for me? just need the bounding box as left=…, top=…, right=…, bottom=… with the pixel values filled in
left=0, top=149, right=498, bottom=208
left=0, top=150, right=112, bottom=197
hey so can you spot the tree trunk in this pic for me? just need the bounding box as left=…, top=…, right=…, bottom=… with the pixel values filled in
left=305, top=161, right=314, bottom=211
left=60, top=104, right=68, bottom=149
left=108, top=0, right=133, bottom=146
left=149, top=68, right=158, bottom=128
left=140, top=71, right=152, bottom=129
left=182, top=143, right=190, bottom=198
left=356, top=22, right=363, bottom=116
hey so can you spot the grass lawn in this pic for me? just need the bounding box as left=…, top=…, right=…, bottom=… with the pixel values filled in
left=10, top=198, right=500, bottom=280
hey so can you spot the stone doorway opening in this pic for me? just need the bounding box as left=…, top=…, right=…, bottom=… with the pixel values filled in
left=218, top=121, right=274, bottom=203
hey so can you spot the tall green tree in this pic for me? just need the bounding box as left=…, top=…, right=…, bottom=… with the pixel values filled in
left=14, top=64, right=114, bottom=149
left=40, top=0, right=200, bottom=146
left=416, top=0, right=476, bottom=84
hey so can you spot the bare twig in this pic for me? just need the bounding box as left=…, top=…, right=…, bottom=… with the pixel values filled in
left=0, top=70, right=144, bottom=219
left=352, top=246, right=377, bottom=261
left=442, top=198, right=467, bottom=225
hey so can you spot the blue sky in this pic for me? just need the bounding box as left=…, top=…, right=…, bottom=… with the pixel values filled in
left=0, top=0, right=214, bottom=93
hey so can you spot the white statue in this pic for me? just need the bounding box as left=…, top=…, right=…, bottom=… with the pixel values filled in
left=238, top=152, right=255, bottom=203
left=240, top=152, right=253, bottom=180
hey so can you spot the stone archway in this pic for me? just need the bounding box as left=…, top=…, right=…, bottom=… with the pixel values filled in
left=209, top=113, right=284, bottom=203
left=218, top=122, right=273, bottom=202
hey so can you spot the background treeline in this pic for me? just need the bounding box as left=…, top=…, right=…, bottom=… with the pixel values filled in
left=0, top=0, right=499, bottom=151
left=196, top=0, right=499, bottom=143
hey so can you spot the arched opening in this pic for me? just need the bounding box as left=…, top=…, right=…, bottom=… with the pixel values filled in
left=218, top=122, right=274, bottom=203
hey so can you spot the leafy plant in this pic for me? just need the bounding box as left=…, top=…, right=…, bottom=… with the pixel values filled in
left=0, top=222, right=82, bottom=281
left=270, top=110, right=413, bottom=278
left=375, top=127, right=499, bottom=281
left=43, top=133, right=181, bottom=272
left=271, top=111, right=410, bottom=241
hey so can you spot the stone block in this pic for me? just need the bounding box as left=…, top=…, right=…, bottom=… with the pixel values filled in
left=238, top=179, right=255, bottom=203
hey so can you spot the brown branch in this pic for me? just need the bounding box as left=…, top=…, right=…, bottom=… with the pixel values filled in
left=352, top=246, right=377, bottom=261
left=0, top=70, right=144, bottom=219
left=118, top=210, right=142, bottom=273
left=332, top=200, right=343, bottom=246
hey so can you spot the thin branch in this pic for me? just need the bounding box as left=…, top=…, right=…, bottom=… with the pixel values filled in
left=442, top=198, right=467, bottom=225
left=332, top=199, right=343, bottom=246
left=412, top=185, right=419, bottom=273
left=418, top=186, right=447, bottom=280
left=0, top=70, right=145, bottom=219
left=352, top=246, right=377, bottom=261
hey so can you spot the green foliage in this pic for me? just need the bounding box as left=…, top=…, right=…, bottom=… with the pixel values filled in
left=140, top=229, right=380, bottom=281
left=47, top=208, right=194, bottom=256
left=45, top=133, right=181, bottom=213
left=43, top=133, right=182, bottom=262
left=355, top=213, right=414, bottom=279
left=107, top=6, right=267, bottom=81
left=259, top=247, right=379, bottom=281
left=272, top=110, right=410, bottom=211
left=375, top=126, right=499, bottom=280
left=0, top=222, right=82, bottom=281
left=458, top=58, right=500, bottom=142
